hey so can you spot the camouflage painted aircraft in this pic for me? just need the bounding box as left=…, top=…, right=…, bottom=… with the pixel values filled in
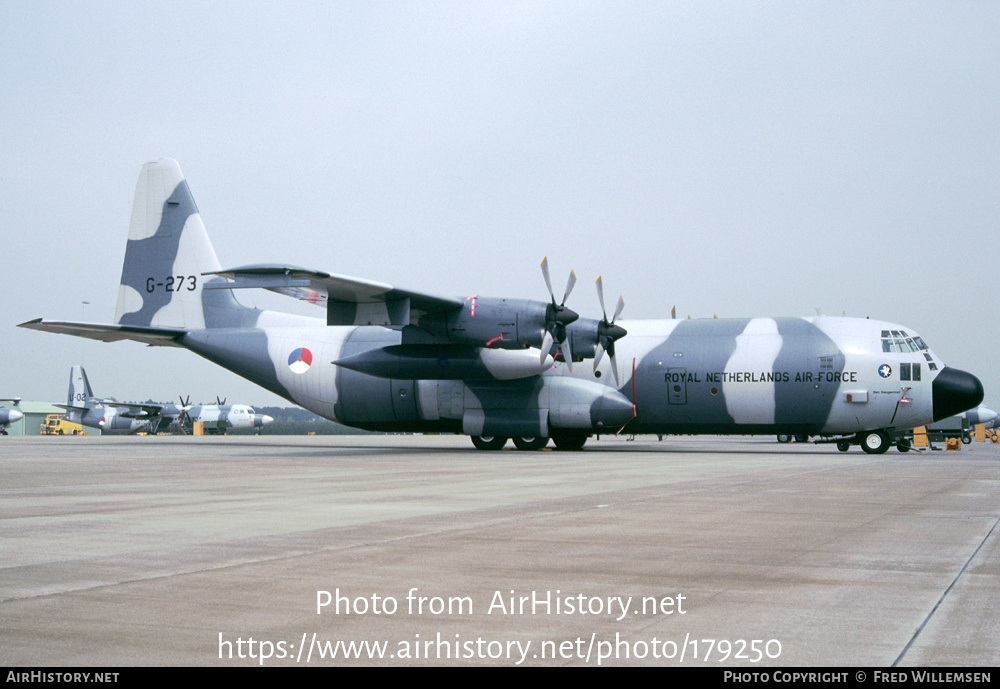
left=0, top=399, right=23, bottom=435
left=60, top=365, right=272, bottom=434
left=60, top=365, right=178, bottom=434
left=20, top=159, right=985, bottom=453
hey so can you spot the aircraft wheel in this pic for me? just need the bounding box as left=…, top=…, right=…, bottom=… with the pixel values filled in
left=777, top=434, right=792, bottom=443
left=795, top=435, right=809, bottom=443
left=837, top=440, right=850, bottom=452
left=860, top=430, right=890, bottom=455
left=512, top=437, right=548, bottom=451
left=897, top=439, right=911, bottom=453
left=550, top=429, right=589, bottom=451
left=471, top=436, right=508, bottom=451
left=962, top=434, right=972, bottom=445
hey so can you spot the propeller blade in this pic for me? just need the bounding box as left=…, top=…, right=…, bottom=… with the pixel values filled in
left=609, top=352, right=620, bottom=388
left=594, top=342, right=605, bottom=371
left=541, top=257, right=555, bottom=304
left=540, top=329, right=554, bottom=367
left=596, top=276, right=607, bottom=318
left=612, top=295, right=624, bottom=323
left=562, top=270, right=577, bottom=306
left=561, top=335, right=573, bottom=374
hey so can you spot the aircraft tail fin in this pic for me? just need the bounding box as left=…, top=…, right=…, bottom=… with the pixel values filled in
left=64, top=365, right=94, bottom=422
left=114, top=159, right=256, bottom=330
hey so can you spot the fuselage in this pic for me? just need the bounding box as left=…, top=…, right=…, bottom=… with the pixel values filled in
left=184, top=404, right=272, bottom=431
left=179, top=310, right=976, bottom=440
left=75, top=403, right=167, bottom=433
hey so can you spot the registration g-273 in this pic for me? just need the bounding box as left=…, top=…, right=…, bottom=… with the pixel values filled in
left=146, top=275, right=197, bottom=293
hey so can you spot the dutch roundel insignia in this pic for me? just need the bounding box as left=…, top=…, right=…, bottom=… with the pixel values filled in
left=288, top=347, right=313, bottom=374
left=878, top=364, right=892, bottom=378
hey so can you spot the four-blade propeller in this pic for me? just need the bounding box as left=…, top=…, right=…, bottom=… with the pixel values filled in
left=594, top=276, right=627, bottom=386
left=539, top=257, right=579, bottom=372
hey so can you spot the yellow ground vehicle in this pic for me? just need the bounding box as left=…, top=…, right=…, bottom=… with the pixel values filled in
left=40, top=414, right=85, bottom=435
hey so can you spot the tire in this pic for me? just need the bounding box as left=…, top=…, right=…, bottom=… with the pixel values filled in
left=860, top=430, right=890, bottom=455
left=962, top=434, right=972, bottom=445
left=549, top=429, right=589, bottom=451
left=795, top=435, right=808, bottom=443
left=777, top=434, right=792, bottom=443
left=837, top=440, right=850, bottom=452
left=896, top=439, right=911, bottom=453
left=471, top=436, right=508, bottom=451
left=512, top=436, right=548, bottom=451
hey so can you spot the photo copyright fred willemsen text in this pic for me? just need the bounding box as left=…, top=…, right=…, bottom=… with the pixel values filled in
left=217, top=588, right=783, bottom=664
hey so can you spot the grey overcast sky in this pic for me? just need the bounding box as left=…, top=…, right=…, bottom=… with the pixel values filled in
left=2, top=1, right=998, bottom=409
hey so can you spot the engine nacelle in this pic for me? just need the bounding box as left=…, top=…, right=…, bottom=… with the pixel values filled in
left=413, top=297, right=550, bottom=349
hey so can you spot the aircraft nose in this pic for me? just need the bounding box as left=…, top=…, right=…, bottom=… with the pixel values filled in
left=932, top=367, right=984, bottom=421
left=9, top=410, right=23, bottom=423
left=968, top=406, right=998, bottom=425
left=257, top=415, right=274, bottom=427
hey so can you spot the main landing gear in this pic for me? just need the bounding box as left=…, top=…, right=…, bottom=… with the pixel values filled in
left=470, top=436, right=508, bottom=451
left=470, top=430, right=591, bottom=452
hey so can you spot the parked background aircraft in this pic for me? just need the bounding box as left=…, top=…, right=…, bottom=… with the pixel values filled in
left=60, top=365, right=180, bottom=434
left=963, top=405, right=998, bottom=428
left=59, top=365, right=272, bottom=435
left=174, top=396, right=273, bottom=435
left=0, top=399, right=23, bottom=435
left=20, top=160, right=984, bottom=452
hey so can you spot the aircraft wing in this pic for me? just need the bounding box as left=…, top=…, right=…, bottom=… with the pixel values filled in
left=57, top=401, right=167, bottom=419
left=112, top=402, right=169, bottom=419
left=55, top=404, right=90, bottom=414
left=205, top=264, right=464, bottom=326
left=18, top=319, right=186, bottom=347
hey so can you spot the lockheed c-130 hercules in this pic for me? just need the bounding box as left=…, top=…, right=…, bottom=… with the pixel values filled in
left=20, top=159, right=984, bottom=453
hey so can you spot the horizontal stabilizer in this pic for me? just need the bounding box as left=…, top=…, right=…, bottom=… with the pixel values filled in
left=18, top=319, right=186, bottom=347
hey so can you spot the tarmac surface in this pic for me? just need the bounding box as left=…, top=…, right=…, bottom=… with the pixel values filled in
left=2, top=433, right=998, bottom=667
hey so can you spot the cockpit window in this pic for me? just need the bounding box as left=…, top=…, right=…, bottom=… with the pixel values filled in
left=882, top=332, right=930, bottom=353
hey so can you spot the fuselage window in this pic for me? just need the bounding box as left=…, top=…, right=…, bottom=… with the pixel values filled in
left=901, top=363, right=911, bottom=381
